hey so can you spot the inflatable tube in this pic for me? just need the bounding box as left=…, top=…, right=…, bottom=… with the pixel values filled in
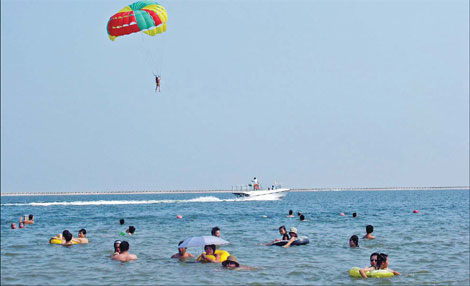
left=272, top=237, right=310, bottom=246
left=349, top=267, right=394, bottom=278
left=49, top=238, right=78, bottom=245
left=197, top=250, right=230, bottom=263
left=254, top=184, right=260, bottom=190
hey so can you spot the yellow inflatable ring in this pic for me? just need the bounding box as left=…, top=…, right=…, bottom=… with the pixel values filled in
left=349, top=267, right=394, bottom=278
left=49, top=238, right=78, bottom=245
left=197, top=250, right=230, bottom=263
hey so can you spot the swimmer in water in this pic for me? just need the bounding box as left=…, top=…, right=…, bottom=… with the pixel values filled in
left=362, top=225, right=375, bottom=239
left=112, top=240, right=121, bottom=256
left=50, top=230, right=74, bottom=245
left=263, top=226, right=290, bottom=246
left=126, top=226, right=136, bottom=235
left=286, top=210, right=295, bottom=218
left=369, top=252, right=379, bottom=268
left=222, top=256, right=256, bottom=270
left=377, top=253, right=400, bottom=275
left=283, top=227, right=299, bottom=248
left=19, top=222, right=25, bottom=228
left=299, top=214, right=306, bottom=221
left=359, top=253, right=400, bottom=278
left=112, top=241, right=137, bottom=262
left=11, top=223, right=17, bottom=229
left=120, top=219, right=125, bottom=225
left=171, top=240, right=194, bottom=259
left=349, top=235, right=359, bottom=248
left=353, top=212, right=357, bottom=218
left=73, top=229, right=88, bottom=244
left=20, top=214, right=34, bottom=225
left=197, top=244, right=221, bottom=263
left=211, top=227, right=221, bottom=237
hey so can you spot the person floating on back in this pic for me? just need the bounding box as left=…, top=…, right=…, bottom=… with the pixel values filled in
left=363, top=225, right=375, bottom=239
left=112, top=241, right=137, bottom=262
left=171, top=240, right=194, bottom=260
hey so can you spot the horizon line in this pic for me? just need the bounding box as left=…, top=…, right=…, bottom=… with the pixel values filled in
left=1, top=186, right=469, bottom=197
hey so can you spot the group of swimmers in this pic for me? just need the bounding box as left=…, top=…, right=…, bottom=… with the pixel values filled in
left=170, top=226, right=255, bottom=270
left=346, top=223, right=401, bottom=278
left=15, top=209, right=400, bottom=276
left=10, top=214, right=34, bottom=229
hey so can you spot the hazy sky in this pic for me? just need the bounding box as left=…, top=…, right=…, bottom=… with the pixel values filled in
left=1, top=0, right=469, bottom=193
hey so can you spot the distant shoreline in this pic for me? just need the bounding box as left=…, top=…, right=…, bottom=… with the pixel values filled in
left=1, top=186, right=468, bottom=197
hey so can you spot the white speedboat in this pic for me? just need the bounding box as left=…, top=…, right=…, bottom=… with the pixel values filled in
left=232, top=184, right=289, bottom=200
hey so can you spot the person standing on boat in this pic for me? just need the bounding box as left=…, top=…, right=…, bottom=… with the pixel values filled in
left=252, top=177, right=259, bottom=190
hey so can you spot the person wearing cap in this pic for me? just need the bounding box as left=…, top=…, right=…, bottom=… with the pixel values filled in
left=112, top=240, right=121, bottom=256
left=222, top=256, right=256, bottom=270
left=171, top=240, right=194, bottom=259
left=282, top=227, right=299, bottom=248
left=112, top=241, right=137, bottom=262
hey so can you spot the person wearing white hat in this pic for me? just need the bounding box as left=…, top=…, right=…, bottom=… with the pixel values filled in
left=283, top=227, right=299, bottom=248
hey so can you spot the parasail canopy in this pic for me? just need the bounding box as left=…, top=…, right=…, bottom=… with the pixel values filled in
left=107, top=0, right=167, bottom=41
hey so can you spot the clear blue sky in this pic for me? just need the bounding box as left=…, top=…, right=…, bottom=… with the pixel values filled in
left=1, top=0, right=469, bottom=193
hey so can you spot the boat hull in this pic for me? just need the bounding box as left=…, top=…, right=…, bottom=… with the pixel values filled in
left=232, top=188, right=289, bottom=200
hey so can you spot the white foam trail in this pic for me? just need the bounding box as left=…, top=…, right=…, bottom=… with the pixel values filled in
left=1, top=195, right=279, bottom=207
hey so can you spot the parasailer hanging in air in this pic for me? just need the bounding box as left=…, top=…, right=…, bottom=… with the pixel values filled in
left=154, top=73, right=161, bottom=92
left=107, top=1, right=167, bottom=92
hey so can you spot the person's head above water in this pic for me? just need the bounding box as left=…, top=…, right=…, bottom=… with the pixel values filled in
left=300, top=214, right=305, bottom=221
left=78, top=229, right=86, bottom=237
left=178, top=240, right=187, bottom=254
left=366, top=225, right=374, bottom=234
left=377, top=253, right=389, bottom=269
left=349, top=235, right=359, bottom=247
left=19, top=223, right=24, bottom=228
left=63, top=230, right=73, bottom=242
left=114, top=240, right=121, bottom=252
left=297, top=211, right=302, bottom=216
left=370, top=252, right=379, bottom=267
left=120, top=241, right=130, bottom=252
left=28, top=214, right=34, bottom=220
left=204, top=244, right=216, bottom=255
left=222, top=256, right=240, bottom=268
left=279, top=225, right=287, bottom=234
left=11, top=223, right=17, bottom=229
left=127, top=226, right=136, bottom=234
left=289, top=227, right=298, bottom=238
left=120, top=219, right=125, bottom=225
left=353, top=212, right=357, bottom=218
left=288, top=210, right=293, bottom=215
left=211, top=227, right=220, bottom=237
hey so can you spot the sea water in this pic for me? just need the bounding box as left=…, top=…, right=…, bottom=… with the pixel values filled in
left=1, top=190, right=469, bottom=285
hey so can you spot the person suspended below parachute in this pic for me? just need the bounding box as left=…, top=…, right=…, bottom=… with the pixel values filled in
left=107, top=1, right=167, bottom=93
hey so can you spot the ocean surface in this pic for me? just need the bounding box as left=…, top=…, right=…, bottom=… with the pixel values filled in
left=1, top=189, right=469, bottom=285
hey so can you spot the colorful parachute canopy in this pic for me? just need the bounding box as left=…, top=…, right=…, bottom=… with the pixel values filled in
left=107, top=1, right=167, bottom=41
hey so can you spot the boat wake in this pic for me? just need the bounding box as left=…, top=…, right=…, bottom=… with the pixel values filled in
left=1, top=195, right=281, bottom=207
